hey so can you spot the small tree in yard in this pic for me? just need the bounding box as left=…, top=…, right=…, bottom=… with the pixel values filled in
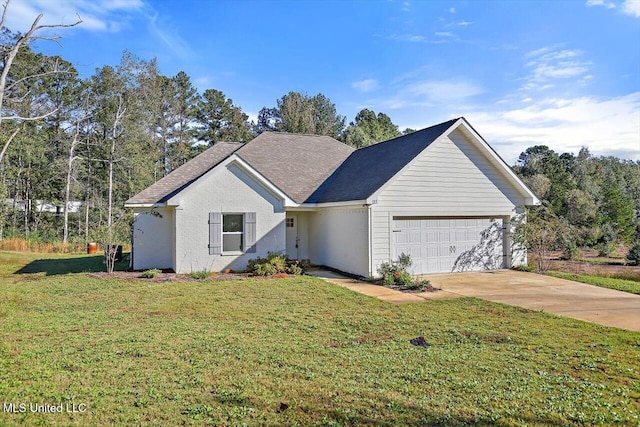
left=512, top=205, right=567, bottom=273
left=91, top=216, right=129, bottom=274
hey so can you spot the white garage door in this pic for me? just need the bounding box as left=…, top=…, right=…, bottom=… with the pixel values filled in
left=393, top=218, right=505, bottom=274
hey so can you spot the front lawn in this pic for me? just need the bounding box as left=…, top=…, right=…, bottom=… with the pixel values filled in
left=1, top=251, right=639, bottom=425
left=547, top=271, right=640, bottom=295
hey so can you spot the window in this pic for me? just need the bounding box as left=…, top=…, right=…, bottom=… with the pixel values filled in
left=222, top=214, right=244, bottom=253
left=209, top=212, right=256, bottom=255
left=286, top=218, right=294, bottom=228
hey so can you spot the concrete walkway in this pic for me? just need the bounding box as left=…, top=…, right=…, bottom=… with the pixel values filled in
left=307, top=269, right=429, bottom=304
left=425, top=270, right=640, bottom=332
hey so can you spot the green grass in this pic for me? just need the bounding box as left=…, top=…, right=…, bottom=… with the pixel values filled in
left=547, top=271, right=640, bottom=295
left=1, top=251, right=639, bottom=426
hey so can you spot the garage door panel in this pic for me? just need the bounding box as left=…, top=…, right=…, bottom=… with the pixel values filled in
left=393, top=217, right=504, bottom=274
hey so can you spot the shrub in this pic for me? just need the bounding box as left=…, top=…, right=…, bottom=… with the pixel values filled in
left=247, top=252, right=306, bottom=276
left=512, top=264, right=535, bottom=272
left=190, top=270, right=210, bottom=280
left=140, top=268, right=161, bottom=278
left=377, top=253, right=426, bottom=289
left=406, top=279, right=433, bottom=291
left=562, top=241, right=580, bottom=260
left=394, top=271, right=414, bottom=287
left=627, top=242, right=640, bottom=266
left=285, top=262, right=303, bottom=275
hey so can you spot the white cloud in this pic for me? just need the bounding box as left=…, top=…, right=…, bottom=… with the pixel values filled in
left=406, top=80, right=484, bottom=102
left=4, top=0, right=194, bottom=60
left=371, top=78, right=484, bottom=110
left=521, top=48, right=591, bottom=91
left=586, top=0, right=640, bottom=17
left=622, top=0, right=640, bottom=16
left=146, top=12, right=194, bottom=60
left=448, top=7, right=456, bottom=13
left=395, top=34, right=427, bottom=42
left=352, top=79, right=380, bottom=93
left=3, top=0, right=144, bottom=33
left=465, top=93, right=640, bottom=163
left=435, top=31, right=454, bottom=37
left=246, top=111, right=259, bottom=125
left=586, top=0, right=616, bottom=9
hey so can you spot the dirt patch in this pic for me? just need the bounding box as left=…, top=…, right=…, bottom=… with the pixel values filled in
left=87, top=271, right=249, bottom=282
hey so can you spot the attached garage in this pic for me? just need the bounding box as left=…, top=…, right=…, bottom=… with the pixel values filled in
left=392, top=217, right=505, bottom=274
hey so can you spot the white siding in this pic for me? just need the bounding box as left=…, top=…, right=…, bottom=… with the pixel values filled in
left=173, top=163, right=285, bottom=273
left=132, top=207, right=174, bottom=270
left=308, top=207, right=369, bottom=277
left=371, top=130, right=527, bottom=275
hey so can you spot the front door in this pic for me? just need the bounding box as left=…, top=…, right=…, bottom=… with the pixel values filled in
left=285, top=214, right=299, bottom=259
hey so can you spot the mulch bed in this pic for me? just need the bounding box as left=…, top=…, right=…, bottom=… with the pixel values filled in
left=87, top=271, right=250, bottom=283
left=383, top=283, right=441, bottom=294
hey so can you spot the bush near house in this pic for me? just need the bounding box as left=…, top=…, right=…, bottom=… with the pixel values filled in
left=140, top=268, right=161, bottom=278
left=377, top=253, right=432, bottom=291
left=247, top=252, right=307, bottom=276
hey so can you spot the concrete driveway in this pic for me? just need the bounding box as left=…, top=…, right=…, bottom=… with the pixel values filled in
left=425, top=270, right=640, bottom=332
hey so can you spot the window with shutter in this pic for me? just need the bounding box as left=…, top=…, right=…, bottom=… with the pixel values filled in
left=211, top=212, right=257, bottom=255
left=222, top=214, right=244, bottom=253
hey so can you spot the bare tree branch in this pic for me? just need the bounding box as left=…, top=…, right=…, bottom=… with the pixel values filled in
left=0, top=0, right=81, bottom=165
left=0, top=107, right=59, bottom=122
left=0, top=126, right=19, bottom=165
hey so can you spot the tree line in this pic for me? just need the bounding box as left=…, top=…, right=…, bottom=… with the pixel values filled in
left=0, top=5, right=638, bottom=255
left=515, top=146, right=639, bottom=260
left=0, top=21, right=405, bottom=246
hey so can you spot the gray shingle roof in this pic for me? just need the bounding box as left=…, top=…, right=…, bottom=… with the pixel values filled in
left=125, top=119, right=459, bottom=206
left=236, top=132, right=354, bottom=203
left=307, top=118, right=458, bottom=203
left=125, top=142, right=242, bottom=205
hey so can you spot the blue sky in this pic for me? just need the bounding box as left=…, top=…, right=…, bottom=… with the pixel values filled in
left=6, top=0, right=640, bottom=164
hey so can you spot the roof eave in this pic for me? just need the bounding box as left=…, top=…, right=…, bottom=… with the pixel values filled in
left=124, top=202, right=169, bottom=209
left=295, top=199, right=369, bottom=209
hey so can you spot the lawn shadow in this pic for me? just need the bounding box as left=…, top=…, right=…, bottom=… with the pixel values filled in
left=15, top=254, right=129, bottom=276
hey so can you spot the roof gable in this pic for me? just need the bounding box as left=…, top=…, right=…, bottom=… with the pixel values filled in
left=125, top=132, right=354, bottom=207
left=306, top=119, right=458, bottom=203
left=125, top=142, right=241, bottom=206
